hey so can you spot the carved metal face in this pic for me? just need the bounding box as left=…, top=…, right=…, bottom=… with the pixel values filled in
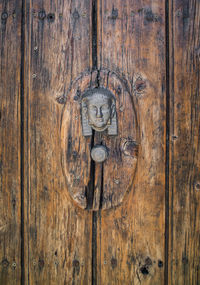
left=81, top=88, right=117, bottom=136
left=87, top=94, right=112, bottom=131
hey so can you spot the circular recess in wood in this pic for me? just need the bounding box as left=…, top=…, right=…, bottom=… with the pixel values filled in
left=61, top=69, right=139, bottom=210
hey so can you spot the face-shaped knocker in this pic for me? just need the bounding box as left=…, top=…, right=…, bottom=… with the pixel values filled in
left=61, top=70, right=138, bottom=210
left=81, top=88, right=118, bottom=136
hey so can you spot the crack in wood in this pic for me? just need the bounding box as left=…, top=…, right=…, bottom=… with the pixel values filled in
left=85, top=130, right=96, bottom=210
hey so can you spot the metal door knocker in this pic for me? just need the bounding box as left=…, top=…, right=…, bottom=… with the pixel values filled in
left=91, top=145, right=108, bottom=163
left=81, top=88, right=117, bottom=136
left=81, top=88, right=117, bottom=162
left=61, top=69, right=139, bottom=210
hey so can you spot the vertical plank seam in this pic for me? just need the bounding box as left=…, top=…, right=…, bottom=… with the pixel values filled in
left=97, top=0, right=102, bottom=69
left=167, top=0, right=175, bottom=283
left=86, top=131, right=96, bottom=209
left=92, top=0, right=98, bottom=284
left=165, top=0, right=170, bottom=284
left=92, top=0, right=98, bottom=71
left=92, top=212, right=98, bottom=285
left=20, top=0, right=25, bottom=284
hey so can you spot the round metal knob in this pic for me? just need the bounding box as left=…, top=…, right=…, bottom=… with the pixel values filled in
left=91, top=145, right=108, bottom=163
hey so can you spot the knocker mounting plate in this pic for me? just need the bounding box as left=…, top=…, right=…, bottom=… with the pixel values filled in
left=61, top=69, right=139, bottom=210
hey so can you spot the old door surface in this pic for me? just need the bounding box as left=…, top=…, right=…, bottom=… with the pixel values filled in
left=0, top=0, right=199, bottom=284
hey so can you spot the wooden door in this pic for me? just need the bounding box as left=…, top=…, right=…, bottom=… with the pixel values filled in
left=0, top=0, right=199, bottom=284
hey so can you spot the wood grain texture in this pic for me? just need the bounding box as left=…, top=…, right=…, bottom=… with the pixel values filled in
left=0, top=2, right=21, bottom=284
left=97, top=69, right=139, bottom=210
left=168, top=0, right=200, bottom=284
left=96, top=0, right=166, bottom=284
left=1, top=1, right=199, bottom=284
left=61, top=72, right=92, bottom=210
left=23, top=0, right=92, bottom=284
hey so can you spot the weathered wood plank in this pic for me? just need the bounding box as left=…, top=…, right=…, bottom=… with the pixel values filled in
left=24, top=1, right=92, bottom=284
left=169, top=0, right=200, bottom=284
left=0, top=2, right=21, bottom=284
left=97, top=0, right=166, bottom=284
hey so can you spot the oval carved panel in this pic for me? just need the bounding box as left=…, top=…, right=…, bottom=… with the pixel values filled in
left=61, top=69, right=139, bottom=210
